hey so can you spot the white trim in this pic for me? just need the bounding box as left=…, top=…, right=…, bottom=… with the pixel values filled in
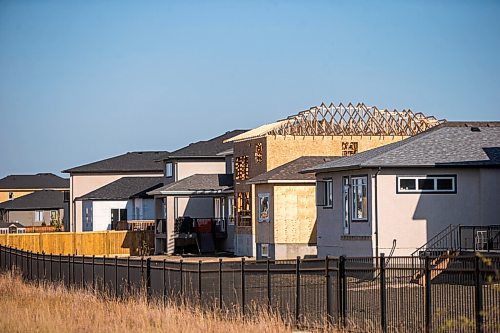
left=397, top=176, right=456, bottom=193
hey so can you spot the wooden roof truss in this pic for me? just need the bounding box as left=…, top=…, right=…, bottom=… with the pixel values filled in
left=270, top=103, right=443, bottom=137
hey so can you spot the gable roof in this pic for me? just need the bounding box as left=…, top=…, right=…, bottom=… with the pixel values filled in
left=0, top=190, right=65, bottom=211
left=62, top=151, right=169, bottom=174
left=248, top=156, right=340, bottom=184
left=0, top=173, right=69, bottom=190
left=76, top=177, right=164, bottom=201
left=304, top=122, right=500, bottom=173
left=165, top=130, right=246, bottom=159
left=148, top=174, right=233, bottom=195
left=0, top=222, right=25, bottom=229
left=225, top=102, right=442, bottom=142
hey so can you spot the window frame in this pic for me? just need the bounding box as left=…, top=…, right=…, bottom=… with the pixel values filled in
left=396, top=175, right=457, bottom=194
left=258, top=193, right=270, bottom=223
left=261, top=243, right=270, bottom=258
left=316, top=178, right=333, bottom=208
left=165, top=162, right=173, bottom=178
left=35, top=210, right=44, bottom=222
left=351, top=175, right=368, bottom=222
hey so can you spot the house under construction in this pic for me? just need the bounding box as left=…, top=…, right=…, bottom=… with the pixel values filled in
left=225, top=102, right=443, bottom=257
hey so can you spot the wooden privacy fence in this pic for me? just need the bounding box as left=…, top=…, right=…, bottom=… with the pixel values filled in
left=0, top=230, right=153, bottom=256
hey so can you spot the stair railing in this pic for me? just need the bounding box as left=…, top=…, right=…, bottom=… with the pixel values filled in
left=411, top=224, right=461, bottom=258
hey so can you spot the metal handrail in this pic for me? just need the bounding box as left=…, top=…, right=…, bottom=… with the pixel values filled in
left=411, top=224, right=460, bottom=257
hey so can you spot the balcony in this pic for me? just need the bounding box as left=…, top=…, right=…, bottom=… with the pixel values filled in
left=174, top=217, right=228, bottom=239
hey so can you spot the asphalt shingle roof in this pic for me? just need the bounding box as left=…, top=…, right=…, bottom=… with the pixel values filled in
left=0, top=222, right=24, bottom=228
left=62, top=151, right=169, bottom=174
left=304, top=122, right=500, bottom=173
left=166, top=130, right=246, bottom=159
left=248, top=156, right=340, bottom=184
left=0, top=173, right=69, bottom=190
left=77, top=177, right=164, bottom=200
left=148, top=174, right=233, bottom=195
left=0, top=190, right=65, bottom=210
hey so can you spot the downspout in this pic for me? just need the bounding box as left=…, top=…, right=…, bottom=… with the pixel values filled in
left=71, top=175, right=76, bottom=232
left=374, top=167, right=381, bottom=259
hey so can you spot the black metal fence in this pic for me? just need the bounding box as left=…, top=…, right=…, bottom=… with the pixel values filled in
left=1, top=245, right=499, bottom=333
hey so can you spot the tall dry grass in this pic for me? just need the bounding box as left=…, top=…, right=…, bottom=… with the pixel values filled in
left=0, top=271, right=344, bottom=333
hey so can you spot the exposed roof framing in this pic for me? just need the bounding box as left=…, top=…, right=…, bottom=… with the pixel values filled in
left=226, top=102, right=443, bottom=142
left=272, top=103, right=442, bottom=137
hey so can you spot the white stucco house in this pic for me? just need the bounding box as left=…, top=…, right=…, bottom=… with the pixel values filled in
left=76, top=177, right=163, bottom=231
left=304, top=122, right=500, bottom=257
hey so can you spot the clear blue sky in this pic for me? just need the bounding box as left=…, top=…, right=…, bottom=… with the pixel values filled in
left=1, top=0, right=499, bottom=178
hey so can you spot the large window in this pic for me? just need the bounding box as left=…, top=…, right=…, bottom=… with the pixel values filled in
left=35, top=211, right=44, bottom=222
left=258, top=193, right=270, bottom=223
left=351, top=176, right=368, bottom=221
left=235, top=156, right=249, bottom=180
left=165, top=162, right=173, bottom=178
left=316, top=179, right=333, bottom=208
left=397, top=176, right=456, bottom=193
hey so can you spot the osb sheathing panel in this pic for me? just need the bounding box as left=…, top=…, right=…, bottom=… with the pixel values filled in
left=0, top=231, right=154, bottom=256
left=266, top=135, right=407, bottom=171
left=273, top=185, right=316, bottom=244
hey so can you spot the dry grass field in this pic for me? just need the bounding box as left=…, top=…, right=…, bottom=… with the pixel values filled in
left=0, top=271, right=348, bottom=333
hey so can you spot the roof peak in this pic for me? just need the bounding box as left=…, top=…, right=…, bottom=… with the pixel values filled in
left=226, top=102, right=443, bottom=142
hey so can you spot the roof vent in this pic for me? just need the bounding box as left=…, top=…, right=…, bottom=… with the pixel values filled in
left=470, top=127, right=481, bottom=132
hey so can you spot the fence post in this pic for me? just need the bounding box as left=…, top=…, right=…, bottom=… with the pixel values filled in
left=241, top=257, right=245, bottom=316
left=82, top=255, right=85, bottom=288
left=325, top=256, right=333, bottom=326
left=36, top=252, right=39, bottom=281
left=380, top=253, right=387, bottom=333
left=267, top=258, right=271, bottom=308
left=140, top=257, right=144, bottom=290
left=91, top=255, right=95, bottom=289
left=115, top=256, right=118, bottom=298
left=218, top=258, right=223, bottom=309
left=424, top=255, right=432, bottom=333
left=72, top=254, right=76, bottom=287
left=179, top=259, right=184, bottom=296
left=42, top=252, right=45, bottom=280
left=59, top=254, right=62, bottom=281
left=163, top=259, right=167, bottom=304
left=339, top=255, right=347, bottom=328
left=103, top=256, right=106, bottom=292
left=474, top=254, right=483, bottom=333
left=198, top=260, right=202, bottom=303
left=0, top=246, right=2, bottom=271
left=127, top=257, right=131, bottom=294
left=295, top=256, right=301, bottom=325
left=146, top=258, right=151, bottom=299
left=50, top=254, right=54, bottom=281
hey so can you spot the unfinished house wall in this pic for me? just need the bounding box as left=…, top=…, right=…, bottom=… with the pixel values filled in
left=273, top=184, right=317, bottom=259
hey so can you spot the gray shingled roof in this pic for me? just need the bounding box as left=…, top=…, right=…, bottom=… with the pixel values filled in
left=77, top=177, right=163, bottom=200
left=148, top=174, right=233, bottom=195
left=0, top=173, right=69, bottom=190
left=0, top=190, right=65, bottom=210
left=0, top=222, right=25, bottom=228
left=62, top=151, right=169, bottom=174
left=248, top=156, right=340, bottom=184
left=304, top=122, right=500, bottom=173
left=165, top=130, right=246, bottom=159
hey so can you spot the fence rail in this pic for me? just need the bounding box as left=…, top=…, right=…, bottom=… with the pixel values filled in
left=0, top=245, right=499, bottom=333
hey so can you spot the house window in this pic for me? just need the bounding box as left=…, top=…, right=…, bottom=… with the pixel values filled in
left=227, top=197, right=235, bottom=225
left=235, top=156, right=249, bottom=180
left=316, top=179, right=333, bottom=208
left=397, top=176, right=456, bottom=193
left=237, top=192, right=251, bottom=226
left=165, top=162, right=173, bottom=178
left=342, top=142, right=358, bottom=156
left=261, top=243, right=270, bottom=258
left=255, top=143, right=263, bottom=163
left=351, top=176, right=368, bottom=221
left=8, top=192, right=14, bottom=200
left=258, top=193, right=270, bottom=223
left=35, top=211, right=44, bottom=222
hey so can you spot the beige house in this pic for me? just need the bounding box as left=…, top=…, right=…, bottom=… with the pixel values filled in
left=305, top=122, right=500, bottom=257
left=63, top=151, right=169, bottom=232
left=0, top=190, right=65, bottom=228
left=0, top=173, right=69, bottom=203
left=225, top=102, right=441, bottom=256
